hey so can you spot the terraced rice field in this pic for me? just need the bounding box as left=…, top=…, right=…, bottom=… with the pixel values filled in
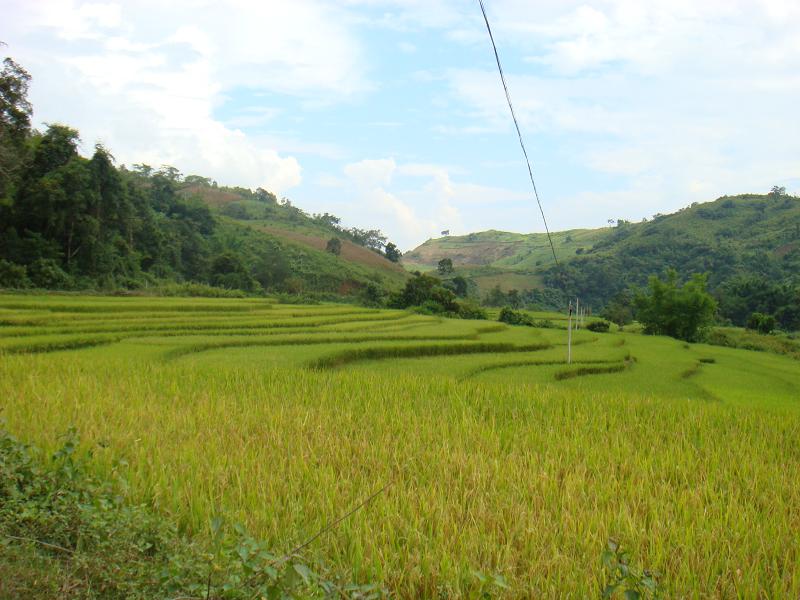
left=2, top=294, right=800, bottom=597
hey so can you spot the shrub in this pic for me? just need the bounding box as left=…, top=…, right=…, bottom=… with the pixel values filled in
left=220, top=202, right=251, bottom=220
left=457, top=301, right=488, bottom=320
left=531, top=319, right=557, bottom=329
left=634, top=269, right=717, bottom=342
left=210, top=252, right=260, bottom=293
left=390, top=273, right=456, bottom=311
left=601, top=539, right=662, bottom=599
left=746, top=312, right=777, bottom=334
left=325, top=238, right=342, bottom=256
left=437, top=258, right=453, bottom=275
left=390, top=274, right=485, bottom=320
left=0, top=259, right=29, bottom=288
left=383, top=242, right=401, bottom=263
left=27, top=258, right=73, bottom=289
left=586, top=320, right=611, bottom=333
left=359, top=283, right=384, bottom=307
left=498, top=307, right=533, bottom=326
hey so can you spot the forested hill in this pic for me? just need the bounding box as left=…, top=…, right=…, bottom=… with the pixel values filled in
left=0, top=55, right=405, bottom=299
left=406, top=192, right=800, bottom=329
left=543, top=193, right=800, bottom=308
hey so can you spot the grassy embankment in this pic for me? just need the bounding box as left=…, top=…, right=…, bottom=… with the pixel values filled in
left=1, top=294, right=799, bottom=597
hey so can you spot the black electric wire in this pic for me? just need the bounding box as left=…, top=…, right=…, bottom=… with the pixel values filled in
left=477, top=0, right=559, bottom=267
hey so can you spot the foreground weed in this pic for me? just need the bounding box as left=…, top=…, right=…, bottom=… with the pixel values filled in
left=601, top=539, right=661, bottom=599
left=0, top=425, right=384, bottom=599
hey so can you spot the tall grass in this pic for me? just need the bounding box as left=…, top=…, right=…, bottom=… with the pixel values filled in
left=1, top=294, right=800, bottom=597
left=1, top=355, right=799, bottom=597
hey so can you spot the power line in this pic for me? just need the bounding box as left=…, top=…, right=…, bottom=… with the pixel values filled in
left=477, top=0, right=559, bottom=267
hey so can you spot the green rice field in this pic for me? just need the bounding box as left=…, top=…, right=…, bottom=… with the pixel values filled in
left=1, top=294, right=799, bottom=597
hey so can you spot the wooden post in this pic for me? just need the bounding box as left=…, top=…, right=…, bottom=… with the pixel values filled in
left=567, top=301, right=573, bottom=364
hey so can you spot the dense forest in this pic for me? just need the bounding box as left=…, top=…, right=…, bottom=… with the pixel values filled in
left=0, top=54, right=401, bottom=298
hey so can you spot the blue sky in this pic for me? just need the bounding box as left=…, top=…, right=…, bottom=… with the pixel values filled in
left=5, top=0, right=800, bottom=249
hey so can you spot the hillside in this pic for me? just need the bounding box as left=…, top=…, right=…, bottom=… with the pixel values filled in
left=403, top=227, right=611, bottom=293
left=404, top=193, right=800, bottom=326
left=403, top=228, right=611, bottom=271
left=0, top=53, right=407, bottom=300
left=0, top=85, right=406, bottom=300
left=179, top=183, right=407, bottom=280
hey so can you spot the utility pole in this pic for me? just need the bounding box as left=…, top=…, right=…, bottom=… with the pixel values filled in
left=575, top=298, right=580, bottom=330
left=567, top=300, right=573, bottom=364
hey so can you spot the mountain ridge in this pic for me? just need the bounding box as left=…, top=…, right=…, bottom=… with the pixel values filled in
left=403, top=192, right=800, bottom=327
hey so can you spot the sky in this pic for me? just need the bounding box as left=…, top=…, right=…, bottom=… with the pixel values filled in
left=4, top=0, right=800, bottom=249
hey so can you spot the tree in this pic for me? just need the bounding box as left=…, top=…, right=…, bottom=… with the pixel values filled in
left=326, top=237, right=342, bottom=256
left=132, top=163, right=153, bottom=177
left=389, top=272, right=466, bottom=316
left=634, top=269, right=717, bottom=342
left=0, top=54, right=32, bottom=199
left=769, top=185, right=787, bottom=197
left=360, top=282, right=383, bottom=307
left=437, top=258, right=453, bottom=275
left=210, top=252, right=258, bottom=292
left=313, top=212, right=341, bottom=229
left=484, top=284, right=507, bottom=307
left=158, top=165, right=182, bottom=182
left=448, top=275, right=468, bottom=298
left=346, top=227, right=386, bottom=251
left=183, top=175, right=212, bottom=187
left=255, top=188, right=278, bottom=204
left=602, top=290, right=634, bottom=329
left=384, top=242, right=401, bottom=263
left=0, top=55, right=32, bottom=141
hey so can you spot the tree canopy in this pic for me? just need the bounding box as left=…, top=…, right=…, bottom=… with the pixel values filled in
left=634, top=269, right=717, bottom=342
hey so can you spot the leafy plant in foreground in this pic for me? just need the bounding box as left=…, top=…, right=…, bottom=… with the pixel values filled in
left=601, top=538, right=662, bottom=599
left=0, top=424, right=385, bottom=599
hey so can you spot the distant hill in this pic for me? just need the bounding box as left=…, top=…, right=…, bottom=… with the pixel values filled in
left=177, top=183, right=408, bottom=291
left=403, top=227, right=611, bottom=292
left=404, top=193, right=800, bottom=327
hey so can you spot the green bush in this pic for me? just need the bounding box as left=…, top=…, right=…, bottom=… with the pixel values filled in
left=498, top=307, right=533, bottom=326
left=586, top=320, right=611, bottom=333
left=634, top=269, right=717, bottom=342
left=0, top=259, right=29, bottom=288
left=457, top=301, right=488, bottom=320
left=325, top=238, right=342, bottom=256
left=531, top=319, right=558, bottom=329
left=27, top=258, right=73, bottom=289
left=746, top=312, right=777, bottom=334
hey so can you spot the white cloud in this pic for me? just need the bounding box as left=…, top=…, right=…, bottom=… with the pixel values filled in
left=3, top=0, right=372, bottom=192
left=4, top=0, right=799, bottom=246
left=342, top=158, right=437, bottom=247
left=339, top=158, right=530, bottom=248
left=439, top=1, right=800, bottom=227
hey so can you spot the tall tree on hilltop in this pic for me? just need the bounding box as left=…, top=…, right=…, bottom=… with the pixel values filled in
left=0, top=52, right=32, bottom=200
